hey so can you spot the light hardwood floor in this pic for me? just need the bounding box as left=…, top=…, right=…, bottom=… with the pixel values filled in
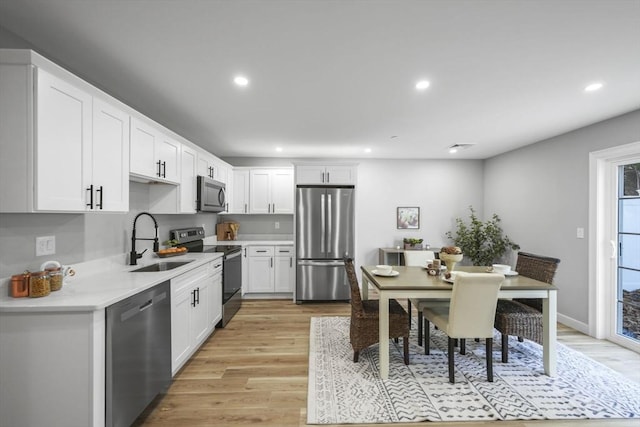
left=137, top=299, right=640, bottom=427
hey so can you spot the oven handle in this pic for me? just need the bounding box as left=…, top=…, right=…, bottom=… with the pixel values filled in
left=225, top=251, right=241, bottom=261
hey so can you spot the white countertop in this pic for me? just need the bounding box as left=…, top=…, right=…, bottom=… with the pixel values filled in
left=0, top=252, right=223, bottom=313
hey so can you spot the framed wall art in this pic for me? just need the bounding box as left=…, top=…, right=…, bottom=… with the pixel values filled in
left=397, top=207, right=420, bottom=229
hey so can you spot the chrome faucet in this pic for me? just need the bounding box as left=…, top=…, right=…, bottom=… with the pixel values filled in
left=130, top=212, right=160, bottom=265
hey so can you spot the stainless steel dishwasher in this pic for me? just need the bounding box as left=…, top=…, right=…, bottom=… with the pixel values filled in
left=106, top=280, right=171, bottom=427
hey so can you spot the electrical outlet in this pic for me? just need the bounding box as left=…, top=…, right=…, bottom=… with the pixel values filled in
left=576, top=227, right=585, bottom=239
left=36, top=235, right=56, bottom=256
left=275, top=222, right=280, bottom=229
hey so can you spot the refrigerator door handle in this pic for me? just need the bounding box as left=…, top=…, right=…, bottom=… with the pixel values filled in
left=327, top=193, right=332, bottom=251
left=320, top=193, right=326, bottom=253
left=297, top=260, right=345, bottom=267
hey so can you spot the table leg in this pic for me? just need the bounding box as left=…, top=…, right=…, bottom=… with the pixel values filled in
left=542, top=289, right=557, bottom=376
left=361, top=272, right=369, bottom=300
left=379, top=292, right=390, bottom=379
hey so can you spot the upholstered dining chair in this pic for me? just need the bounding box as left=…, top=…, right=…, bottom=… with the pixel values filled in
left=423, top=272, right=505, bottom=383
left=493, top=252, right=560, bottom=362
left=404, top=250, right=447, bottom=344
left=344, top=258, right=410, bottom=364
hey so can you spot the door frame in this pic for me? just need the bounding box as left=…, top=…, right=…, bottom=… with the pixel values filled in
left=589, top=141, right=640, bottom=352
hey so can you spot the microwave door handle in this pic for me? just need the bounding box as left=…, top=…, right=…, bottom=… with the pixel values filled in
left=320, top=193, right=325, bottom=254
left=219, top=187, right=226, bottom=207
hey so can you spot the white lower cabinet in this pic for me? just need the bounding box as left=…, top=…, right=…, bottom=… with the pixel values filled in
left=171, top=260, right=222, bottom=375
left=246, top=245, right=294, bottom=295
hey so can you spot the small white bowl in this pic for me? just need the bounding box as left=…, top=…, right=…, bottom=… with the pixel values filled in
left=376, top=264, right=393, bottom=274
left=492, top=264, right=511, bottom=274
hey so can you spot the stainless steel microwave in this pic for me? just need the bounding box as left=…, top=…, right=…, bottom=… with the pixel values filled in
left=197, top=176, right=226, bottom=212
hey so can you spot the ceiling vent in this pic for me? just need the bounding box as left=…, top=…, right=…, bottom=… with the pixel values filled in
left=448, top=143, right=475, bottom=153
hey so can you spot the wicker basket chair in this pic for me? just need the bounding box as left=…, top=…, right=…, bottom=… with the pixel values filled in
left=494, top=251, right=560, bottom=362
left=344, top=258, right=410, bottom=364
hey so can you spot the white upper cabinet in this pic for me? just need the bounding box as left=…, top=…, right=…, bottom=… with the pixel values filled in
left=92, top=97, right=130, bottom=212
left=296, top=164, right=357, bottom=185
left=230, top=169, right=250, bottom=214
left=0, top=52, right=130, bottom=213
left=35, top=69, right=92, bottom=211
left=197, top=150, right=228, bottom=183
left=130, top=117, right=180, bottom=184
left=249, top=169, right=294, bottom=214
left=179, top=145, right=198, bottom=213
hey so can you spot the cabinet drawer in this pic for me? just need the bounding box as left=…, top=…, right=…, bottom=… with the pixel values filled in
left=171, top=264, right=209, bottom=294
left=275, top=246, right=294, bottom=256
left=248, top=246, right=274, bottom=256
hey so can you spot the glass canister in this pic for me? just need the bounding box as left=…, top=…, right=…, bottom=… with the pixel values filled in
left=46, top=267, right=64, bottom=291
left=29, top=271, right=51, bottom=298
left=10, top=272, right=30, bottom=298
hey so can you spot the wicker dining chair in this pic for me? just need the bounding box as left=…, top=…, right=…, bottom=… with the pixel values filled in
left=344, top=258, right=410, bottom=364
left=494, top=251, right=560, bottom=362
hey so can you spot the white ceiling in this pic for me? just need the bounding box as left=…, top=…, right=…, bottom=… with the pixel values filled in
left=1, top=0, right=639, bottom=160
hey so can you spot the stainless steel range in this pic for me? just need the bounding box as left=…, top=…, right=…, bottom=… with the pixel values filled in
left=169, top=227, right=241, bottom=327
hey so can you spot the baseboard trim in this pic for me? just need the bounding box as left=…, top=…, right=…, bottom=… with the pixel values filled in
left=558, top=313, right=589, bottom=335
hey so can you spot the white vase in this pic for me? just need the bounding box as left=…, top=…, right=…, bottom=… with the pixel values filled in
left=439, top=253, right=463, bottom=272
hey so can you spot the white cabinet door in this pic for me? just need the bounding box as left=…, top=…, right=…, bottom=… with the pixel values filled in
left=171, top=285, right=194, bottom=375
left=208, top=270, right=223, bottom=329
left=274, top=247, right=295, bottom=293
left=324, top=165, right=356, bottom=185
left=36, top=69, right=92, bottom=211
left=130, top=117, right=180, bottom=183
left=296, top=165, right=326, bottom=185
left=271, top=169, right=294, bottom=213
left=179, top=145, right=197, bottom=213
left=192, top=283, right=209, bottom=346
left=157, top=134, right=180, bottom=183
left=249, top=169, right=272, bottom=214
left=130, top=117, right=159, bottom=178
left=91, top=97, right=129, bottom=212
left=197, top=150, right=215, bottom=179
left=231, top=169, right=250, bottom=213
left=296, top=165, right=356, bottom=185
left=248, top=256, right=274, bottom=292
left=249, top=169, right=294, bottom=214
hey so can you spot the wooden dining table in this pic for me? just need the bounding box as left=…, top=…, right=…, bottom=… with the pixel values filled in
left=360, top=265, right=558, bottom=380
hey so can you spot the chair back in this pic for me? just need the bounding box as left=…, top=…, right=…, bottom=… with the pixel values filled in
left=515, top=252, right=560, bottom=284
left=343, top=258, right=364, bottom=314
left=447, top=272, right=504, bottom=338
left=403, top=250, right=435, bottom=266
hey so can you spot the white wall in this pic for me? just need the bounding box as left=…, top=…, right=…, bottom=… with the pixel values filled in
left=485, top=109, right=640, bottom=328
left=354, top=159, right=484, bottom=267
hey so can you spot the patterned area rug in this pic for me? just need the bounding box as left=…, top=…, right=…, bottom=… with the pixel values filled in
left=307, top=316, right=640, bottom=424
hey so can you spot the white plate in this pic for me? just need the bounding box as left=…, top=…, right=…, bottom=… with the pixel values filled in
left=486, top=268, right=518, bottom=276
left=373, top=269, right=399, bottom=277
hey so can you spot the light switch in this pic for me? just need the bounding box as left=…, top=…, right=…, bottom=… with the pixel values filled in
left=36, top=235, right=56, bottom=256
left=576, top=227, right=585, bottom=239
left=275, top=222, right=280, bottom=229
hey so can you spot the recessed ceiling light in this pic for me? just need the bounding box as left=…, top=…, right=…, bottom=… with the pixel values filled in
left=449, top=147, right=458, bottom=154
left=415, top=80, right=430, bottom=91
left=584, top=82, right=603, bottom=92
left=275, top=147, right=283, bottom=152
left=234, top=75, right=249, bottom=87
left=364, top=148, right=372, bottom=153
left=448, top=143, right=474, bottom=154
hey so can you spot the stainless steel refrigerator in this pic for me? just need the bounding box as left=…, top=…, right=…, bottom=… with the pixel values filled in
left=296, top=186, right=355, bottom=302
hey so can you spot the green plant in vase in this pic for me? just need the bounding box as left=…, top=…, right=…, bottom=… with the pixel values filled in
left=446, top=206, right=520, bottom=266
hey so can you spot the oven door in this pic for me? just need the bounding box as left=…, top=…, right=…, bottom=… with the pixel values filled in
left=223, top=250, right=242, bottom=302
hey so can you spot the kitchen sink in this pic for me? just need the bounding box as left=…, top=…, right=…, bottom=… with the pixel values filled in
left=130, top=261, right=193, bottom=272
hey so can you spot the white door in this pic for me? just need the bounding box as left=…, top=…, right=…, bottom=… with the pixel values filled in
left=36, top=69, right=91, bottom=211
left=192, top=284, right=209, bottom=345
left=92, top=97, right=129, bottom=212
left=590, top=142, right=640, bottom=353
left=180, top=145, right=197, bottom=213
left=231, top=169, right=250, bottom=213
left=156, top=135, right=180, bottom=183
left=271, top=169, right=294, bottom=213
left=248, top=256, right=274, bottom=292
left=249, top=169, right=272, bottom=213
left=130, top=118, right=159, bottom=178
left=275, top=253, right=294, bottom=292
